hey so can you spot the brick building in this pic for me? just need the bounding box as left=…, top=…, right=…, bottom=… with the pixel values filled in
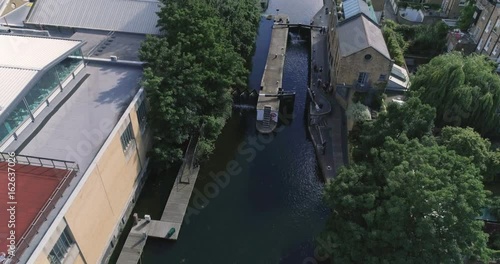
left=327, top=1, right=393, bottom=108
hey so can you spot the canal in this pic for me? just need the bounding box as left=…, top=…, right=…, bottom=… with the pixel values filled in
left=117, top=1, right=328, bottom=263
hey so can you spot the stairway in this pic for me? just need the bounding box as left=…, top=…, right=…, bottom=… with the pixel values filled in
left=263, top=106, right=272, bottom=128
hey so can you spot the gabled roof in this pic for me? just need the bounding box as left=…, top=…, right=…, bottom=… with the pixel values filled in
left=343, top=0, right=378, bottom=24
left=0, top=34, right=82, bottom=116
left=337, top=14, right=390, bottom=59
left=26, top=0, right=161, bottom=35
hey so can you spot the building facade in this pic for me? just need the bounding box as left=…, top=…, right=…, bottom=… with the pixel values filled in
left=470, top=0, right=500, bottom=65
left=0, top=34, right=151, bottom=264
left=327, top=7, right=393, bottom=109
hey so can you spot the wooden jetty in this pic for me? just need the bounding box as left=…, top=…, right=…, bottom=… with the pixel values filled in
left=116, top=136, right=200, bottom=263
left=256, top=14, right=289, bottom=134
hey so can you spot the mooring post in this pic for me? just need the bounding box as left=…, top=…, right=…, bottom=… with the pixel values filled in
left=133, top=213, right=139, bottom=226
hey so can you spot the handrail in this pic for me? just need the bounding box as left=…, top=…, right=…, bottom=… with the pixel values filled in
left=0, top=152, right=79, bottom=171
left=5, top=162, right=78, bottom=263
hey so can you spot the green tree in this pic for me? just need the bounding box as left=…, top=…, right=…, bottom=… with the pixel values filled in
left=439, top=126, right=500, bottom=181
left=346, top=102, right=372, bottom=122
left=382, top=20, right=448, bottom=58
left=140, top=0, right=254, bottom=165
left=351, top=97, right=435, bottom=162
left=458, top=0, right=476, bottom=31
left=205, top=0, right=261, bottom=66
left=322, top=136, right=491, bottom=263
left=411, top=52, right=500, bottom=136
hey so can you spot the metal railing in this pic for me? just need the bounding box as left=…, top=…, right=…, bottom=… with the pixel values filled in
left=0, top=153, right=79, bottom=263
left=0, top=152, right=79, bottom=171
left=178, top=134, right=200, bottom=184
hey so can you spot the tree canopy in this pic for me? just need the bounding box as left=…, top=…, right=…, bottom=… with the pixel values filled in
left=322, top=136, right=490, bottom=263
left=382, top=20, right=448, bottom=58
left=323, top=97, right=496, bottom=262
left=350, top=97, right=435, bottom=163
left=458, top=0, right=476, bottom=31
left=439, top=126, right=500, bottom=181
left=346, top=102, right=372, bottom=123
left=411, top=52, right=500, bottom=137
left=140, top=0, right=260, bottom=164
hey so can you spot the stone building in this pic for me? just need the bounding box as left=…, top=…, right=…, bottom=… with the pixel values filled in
left=327, top=3, right=393, bottom=109
left=469, top=0, right=500, bottom=67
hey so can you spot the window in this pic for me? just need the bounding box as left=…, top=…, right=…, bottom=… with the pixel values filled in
left=495, top=20, right=500, bottom=32
left=48, top=227, right=74, bottom=264
left=379, top=74, right=387, bottom=81
left=136, top=99, right=147, bottom=133
left=357, top=72, right=368, bottom=85
left=486, top=21, right=492, bottom=33
left=493, top=44, right=499, bottom=56
left=477, top=38, right=484, bottom=50
left=485, top=36, right=492, bottom=51
left=120, top=122, right=135, bottom=152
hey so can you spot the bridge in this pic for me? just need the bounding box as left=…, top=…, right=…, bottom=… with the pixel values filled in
left=275, top=23, right=323, bottom=29
left=256, top=14, right=289, bottom=134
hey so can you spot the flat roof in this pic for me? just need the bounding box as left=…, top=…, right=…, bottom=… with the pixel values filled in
left=1, top=62, right=141, bottom=263
left=26, top=0, right=161, bottom=35
left=0, top=34, right=82, bottom=116
left=14, top=62, right=142, bottom=173
left=47, top=29, right=146, bottom=61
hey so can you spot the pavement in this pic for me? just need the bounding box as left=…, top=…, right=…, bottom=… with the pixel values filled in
left=382, top=0, right=398, bottom=22
left=308, top=3, right=348, bottom=181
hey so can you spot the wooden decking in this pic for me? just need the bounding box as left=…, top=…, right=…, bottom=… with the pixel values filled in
left=157, top=166, right=200, bottom=239
left=116, top=136, right=201, bottom=263
left=256, top=14, right=289, bottom=134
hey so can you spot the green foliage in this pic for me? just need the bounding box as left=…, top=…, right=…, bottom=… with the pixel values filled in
left=411, top=52, right=500, bottom=137
left=205, top=0, right=261, bottom=66
left=346, top=102, right=372, bottom=122
left=439, top=127, right=500, bottom=181
left=351, top=97, right=435, bottom=162
left=322, top=136, right=491, bottom=263
left=383, top=21, right=407, bottom=66
left=382, top=20, right=448, bottom=59
left=458, top=0, right=476, bottom=31
left=140, top=0, right=258, bottom=165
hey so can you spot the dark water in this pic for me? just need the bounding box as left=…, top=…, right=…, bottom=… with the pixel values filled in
left=132, top=2, right=328, bottom=263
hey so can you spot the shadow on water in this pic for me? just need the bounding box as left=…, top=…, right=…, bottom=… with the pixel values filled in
left=139, top=16, right=329, bottom=264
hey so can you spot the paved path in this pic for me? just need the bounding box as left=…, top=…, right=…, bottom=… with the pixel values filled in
left=256, top=14, right=289, bottom=133
left=308, top=3, right=348, bottom=181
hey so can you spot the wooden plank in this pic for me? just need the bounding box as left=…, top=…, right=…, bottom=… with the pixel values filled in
left=116, top=232, right=147, bottom=264
left=256, top=15, right=289, bottom=112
